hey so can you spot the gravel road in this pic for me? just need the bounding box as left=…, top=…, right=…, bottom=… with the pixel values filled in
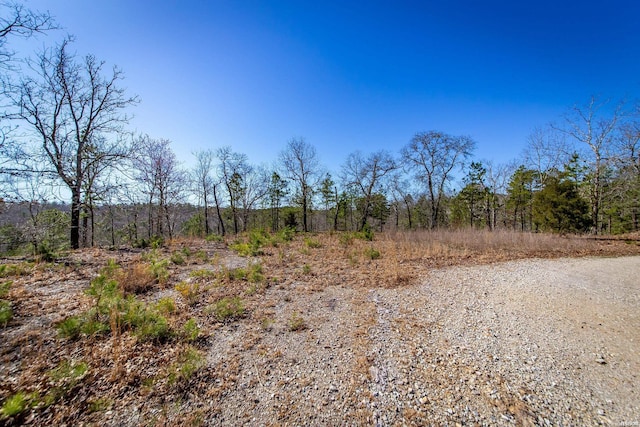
left=206, top=256, right=639, bottom=426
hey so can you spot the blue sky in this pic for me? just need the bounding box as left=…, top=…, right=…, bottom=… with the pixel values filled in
left=19, top=0, right=640, bottom=174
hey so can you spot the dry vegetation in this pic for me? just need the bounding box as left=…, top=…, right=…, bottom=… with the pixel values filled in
left=0, top=229, right=639, bottom=425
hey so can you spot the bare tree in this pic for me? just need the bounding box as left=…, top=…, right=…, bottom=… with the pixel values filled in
left=8, top=39, right=137, bottom=248
left=522, top=126, right=572, bottom=186
left=134, top=136, right=185, bottom=240
left=401, top=131, right=475, bottom=228
left=552, top=96, right=625, bottom=233
left=0, top=1, right=57, bottom=68
left=192, top=149, right=216, bottom=236
left=279, top=137, right=321, bottom=232
left=341, top=150, right=396, bottom=231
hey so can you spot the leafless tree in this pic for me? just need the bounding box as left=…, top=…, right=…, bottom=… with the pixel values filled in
left=134, top=136, right=185, bottom=240
left=341, top=150, right=396, bottom=231
left=522, top=126, right=572, bottom=186
left=279, top=137, right=321, bottom=232
left=552, top=96, right=625, bottom=233
left=401, top=131, right=475, bottom=229
left=0, top=1, right=57, bottom=68
left=8, top=39, right=137, bottom=248
left=192, top=149, right=217, bottom=236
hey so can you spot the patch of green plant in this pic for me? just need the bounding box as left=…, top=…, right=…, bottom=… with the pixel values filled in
left=194, top=249, right=209, bottom=262
left=181, top=247, right=192, bottom=257
left=229, top=242, right=263, bottom=257
left=167, top=347, right=204, bottom=386
left=56, top=315, right=83, bottom=339
left=359, top=224, right=375, bottom=241
left=288, top=311, right=307, bottom=331
left=156, top=297, right=176, bottom=315
left=0, top=263, right=32, bottom=278
left=364, top=247, right=381, bottom=260
left=88, top=397, right=112, bottom=413
left=339, top=232, right=355, bottom=246
left=181, top=318, right=200, bottom=342
left=189, top=269, right=217, bottom=279
left=150, top=258, right=170, bottom=284
left=302, top=264, right=312, bottom=275
left=225, top=266, right=247, bottom=281
left=245, top=283, right=258, bottom=296
left=0, top=300, right=12, bottom=327
left=208, top=296, right=245, bottom=321
left=277, top=226, right=295, bottom=242
left=260, top=316, right=274, bottom=331
left=175, top=281, right=201, bottom=305
left=48, top=359, right=88, bottom=383
left=122, top=297, right=171, bottom=342
left=205, top=233, right=224, bottom=243
left=304, top=237, right=322, bottom=248
left=0, top=281, right=10, bottom=298
left=247, top=262, right=264, bottom=283
left=0, top=391, right=37, bottom=418
left=150, top=235, right=165, bottom=249
left=170, top=251, right=186, bottom=265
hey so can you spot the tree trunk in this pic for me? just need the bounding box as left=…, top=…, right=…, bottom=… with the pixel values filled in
left=70, top=190, right=81, bottom=249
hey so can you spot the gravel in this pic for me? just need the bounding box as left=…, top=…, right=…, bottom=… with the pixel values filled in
left=205, top=256, right=639, bottom=426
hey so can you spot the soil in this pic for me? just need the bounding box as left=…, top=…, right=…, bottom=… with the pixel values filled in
left=1, top=235, right=639, bottom=426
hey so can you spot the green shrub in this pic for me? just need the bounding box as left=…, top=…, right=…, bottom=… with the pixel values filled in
left=56, top=316, right=83, bottom=339
left=150, top=258, right=170, bottom=284
left=156, top=297, right=176, bottom=315
left=48, top=359, right=88, bottom=383
left=278, top=226, right=295, bottom=242
left=364, top=247, right=381, bottom=260
left=304, top=237, right=322, bottom=248
left=247, top=262, right=264, bottom=283
left=0, top=391, right=36, bottom=418
left=288, top=311, right=307, bottom=331
left=167, top=347, right=204, bottom=385
left=181, top=318, right=200, bottom=342
left=170, top=251, right=186, bottom=265
left=0, top=263, right=31, bottom=278
left=175, top=281, right=201, bottom=305
left=195, top=249, right=209, bottom=262
left=189, top=269, right=217, bottom=279
left=205, top=234, right=223, bottom=243
left=209, top=296, right=244, bottom=321
left=122, top=297, right=171, bottom=342
left=0, top=300, right=12, bottom=327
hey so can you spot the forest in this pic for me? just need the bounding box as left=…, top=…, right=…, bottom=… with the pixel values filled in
left=1, top=3, right=639, bottom=259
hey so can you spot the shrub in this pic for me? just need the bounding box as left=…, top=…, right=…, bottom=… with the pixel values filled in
left=167, top=347, right=204, bottom=385
left=189, top=269, right=217, bottom=279
left=117, top=263, right=155, bottom=294
left=364, top=247, right=381, bottom=260
left=0, top=263, right=31, bottom=278
left=156, top=297, right=176, bottom=315
left=170, top=251, right=186, bottom=265
left=0, top=391, right=36, bottom=418
left=302, top=264, right=312, bottom=275
left=194, top=249, right=209, bottom=262
left=209, top=296, right=244, bottom=321
left=247, top=262, right=264, bottom=283
left=150, top=258, right=170, bottom=285
left=0, top=300, right=12, bottom=327
left=278, top=226, right=295, bottom=242
left=304, top=237, right=322, bottom=248
left=56, top=316, right=83, bottom=339
left=175, top=281, right=201, bottom=305
left=288, top=311, right=307, bottom=331
left=181, top=318, right=200, bottom=342
left=121, top=297, right=171, bottom=342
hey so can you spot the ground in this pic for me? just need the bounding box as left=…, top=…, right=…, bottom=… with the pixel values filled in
left=0, top=230, right=639, bottom=426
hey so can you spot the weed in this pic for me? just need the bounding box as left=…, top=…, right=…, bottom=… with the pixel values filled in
left=225, top=266, right=247, bottom=281
left=0, top=300, right=12, bottom=327
left=156, top=297, right=176, bottom=315
left=248, top=262, right=264, bottom=283
left=0, top=263, right=32, bottom=278
left=364, top=247, right=381, bottom=260
left=209, top=296, right=245, bottom=321
left=167, top=347, right=204, bottom=386
left=0, top=391, right=36, bottom=418
left=195, top=249, right=209, bottom=262
left=0, top=280, right=11, bottom=297
left=170, top=251, right=186, bottom=265
left=150, top=258, right=170, bottom=285
left=181, top=318, right=200, bottom=342
left=288, top=311, right=307, bottom=331
left=229, top=242, right=263, bottom=257
left=245, top=284, right=257, bottom=296
left=175, top=281, right=201, bottom=305
left=181, top=246, right=192, bottom=257
left=205, top=233, right=223, bottom=243
left=339, top=232, right=355, bottom=247
left=88, top=398, right=112, bottom=413
left=189, top=269, right=217, bottom=279
left=56, top=316, right=83, bottom=339
left=278, top=226, right=295, bottom=242
left=122, top=297, right=171, bottom=342
left=359, top=224, right=375, bottom=241
left=260, top=316, right=274, bottom=331
left=304, top=237, right=322, bottom=248
left=48, top=359, right=88, bottom=383
left=302, top=264, right=312, bottom=275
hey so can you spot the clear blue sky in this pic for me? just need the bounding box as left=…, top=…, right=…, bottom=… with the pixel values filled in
left=20, top=0, right=640, bottom=173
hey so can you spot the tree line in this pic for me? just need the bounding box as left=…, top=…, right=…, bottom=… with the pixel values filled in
left=0, top=2, right=639, bottom=254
